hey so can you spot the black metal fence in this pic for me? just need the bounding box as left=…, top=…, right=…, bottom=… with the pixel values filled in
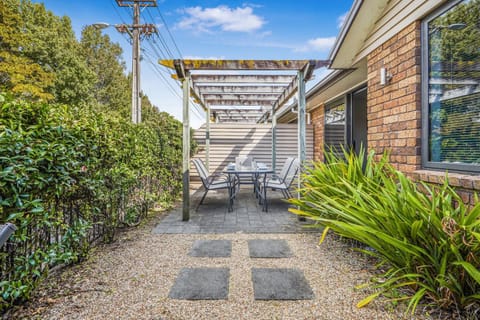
left=0, top=176, right=163, bottom=289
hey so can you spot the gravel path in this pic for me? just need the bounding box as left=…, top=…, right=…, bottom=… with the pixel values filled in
left=7, top=212, right=429, bottom=320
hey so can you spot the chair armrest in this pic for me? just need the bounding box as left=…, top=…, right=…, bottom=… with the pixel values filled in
left=207, top=172, right=230, bottom=183
left=265, top=175, right=283, bottom=184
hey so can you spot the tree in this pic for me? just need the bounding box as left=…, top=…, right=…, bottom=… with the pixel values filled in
left=0, top=0, right=54, bottom=100
left=80, top=26, right=130, bottom=113
left=18, top=0, right=96, bottom=106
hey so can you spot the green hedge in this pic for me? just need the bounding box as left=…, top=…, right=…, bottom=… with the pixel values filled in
left=0, top=94, right=185, bottom=309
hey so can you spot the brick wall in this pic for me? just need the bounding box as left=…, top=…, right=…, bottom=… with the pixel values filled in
left=411, top=170, right=480, bottom=207
left=367, top=21, right=479, bottom=206
left=366, top=21, right=422, bottom=173
left=311, top=105, right=325, bottom=162
left=308, top=21, right=479, bottom=205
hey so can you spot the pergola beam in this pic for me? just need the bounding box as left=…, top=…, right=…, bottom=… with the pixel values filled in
left=272, top=75, right=299, bottom=113
left=198, top=86, right=287, bottom=94
left=203, top=94, right=280, bottom=101
left=191, top=74, right=295, bottom=84
left=160, top=59, right=329, bottom=71
left=206, top=100, right=274, bottom=106
left=188, top=83, right=207, bottom=110
left=210, top=107, right=264, bottom=112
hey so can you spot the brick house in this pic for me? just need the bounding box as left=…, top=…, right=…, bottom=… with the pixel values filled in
left=278, top=0, right=480, bottom=204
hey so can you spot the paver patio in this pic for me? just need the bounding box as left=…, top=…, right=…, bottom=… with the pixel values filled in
left=152, top=186, right=316, bottom=234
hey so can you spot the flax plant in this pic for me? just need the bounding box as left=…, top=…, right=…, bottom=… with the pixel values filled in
left=289, top=148, right=480, bottom=315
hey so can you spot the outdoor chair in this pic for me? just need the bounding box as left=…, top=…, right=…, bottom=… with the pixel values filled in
left=192, top=158, right=237, bottom=205
left=234, top=155, right=256, bottom=193
left=259, top=158, right=300, bottom=209
left=257, top=157, right=294, bottom=188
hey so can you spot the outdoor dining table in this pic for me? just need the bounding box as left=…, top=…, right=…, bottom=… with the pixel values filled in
left=223, top=164, right=274, bottom=212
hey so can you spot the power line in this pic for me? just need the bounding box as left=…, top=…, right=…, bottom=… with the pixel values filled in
left=110, top=1, right=205, bottom=123
left=155, top=5, right=183, bottom=58
left=141, top=49, right=205, bottom=122
left=110, top=1, right=129, bottom=24
left=107, top=0, right=158, bottom=124
left=145, top=9, right=175, bottom=59
left=142, top=50, right=181, bottom=98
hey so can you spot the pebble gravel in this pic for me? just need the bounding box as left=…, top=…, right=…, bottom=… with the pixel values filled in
left=6, top=213, right=432, bottom=320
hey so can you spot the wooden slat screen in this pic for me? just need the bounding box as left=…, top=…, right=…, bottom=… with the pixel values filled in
left=192, top=123, right=313, bottom=180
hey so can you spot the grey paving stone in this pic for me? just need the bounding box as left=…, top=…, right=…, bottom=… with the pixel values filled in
left=152, top=188, right=320, bottom=234
left=189, top=240, right=232, bottom=257
left=169, top=268, right=229, bottom=300
left=251, top=268, right=314, bottom=300
left=248, top=239, right=292, bottom=258
left=182, top=226, right=201, bottom=233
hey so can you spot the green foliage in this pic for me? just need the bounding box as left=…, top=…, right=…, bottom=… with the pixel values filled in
left=0, top=0, right=54, bottom=101
left=80, top=26, right=130, bottom=114
left=0, top=0, right=193, bottom=312
left=17, top=0, right=96, bottom=107
left=0, top=95, right=184, bottom=310
left=290, top=148, right=480, bottom=315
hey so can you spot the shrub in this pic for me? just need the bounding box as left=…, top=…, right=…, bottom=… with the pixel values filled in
left=290, top=148, right=480, bottom=315
left=0, top=94, right=184, bottom=310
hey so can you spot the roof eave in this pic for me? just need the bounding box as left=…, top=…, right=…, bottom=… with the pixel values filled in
left=328, top=0, right=364, bottom=64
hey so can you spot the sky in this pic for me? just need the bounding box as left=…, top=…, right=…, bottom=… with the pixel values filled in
left=31, top=0, right=354, bottom=128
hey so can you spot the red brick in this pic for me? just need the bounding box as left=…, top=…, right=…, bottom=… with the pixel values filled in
left=406, top=156, right=421, bottom=165
left=398, top=21, right=420, bottom=39
left=398, top=76, right=419, bottom=89
left=471, top=176, right=480, bottom=191
left=460, top=178, right=474, bottom=190
left=457, top=191, right=471, bottom=205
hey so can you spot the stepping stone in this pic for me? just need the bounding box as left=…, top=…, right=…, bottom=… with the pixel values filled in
left=248, top=239, right=292, bottom=258
left=252, top=268, right=314, bottom=300
left=169, top=268, right=229, bottom=300
left=189, top=240, right=232, bottom=257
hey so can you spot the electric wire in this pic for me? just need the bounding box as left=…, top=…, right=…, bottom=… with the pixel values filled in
left=145, top=9, right=175, bottom=59
left=109, top=0, right=205, bottom=123
left=142, top=49, right=205, bottom=121
left=155, top=5, right=183, bottom=58
left=110, top=1, right=130, bottom=24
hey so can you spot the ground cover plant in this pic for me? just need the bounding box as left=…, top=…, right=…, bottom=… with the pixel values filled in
left=290, top=148, right=480, bottom=317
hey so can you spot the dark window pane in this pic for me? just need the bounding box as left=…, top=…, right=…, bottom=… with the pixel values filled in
left=325, top=102, right=345, bottom=156
left=427, top=0, right=480, bottom=166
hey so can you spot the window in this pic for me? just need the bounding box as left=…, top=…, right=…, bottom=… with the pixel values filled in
left=422, top=0, right=480, bottom=172
left=324, top=100, right=346, bottom=157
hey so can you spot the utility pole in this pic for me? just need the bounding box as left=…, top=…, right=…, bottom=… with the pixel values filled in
left=115, top=0, right=157, bottom=124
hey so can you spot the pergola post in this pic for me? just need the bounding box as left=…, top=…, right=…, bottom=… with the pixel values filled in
left=182, top=72, right=191, bottom=221
left=206, top=106, right=211, bottom=171
left=297, top=68, right=306, bottom=192
left=272, top=108, right=277, bottom=172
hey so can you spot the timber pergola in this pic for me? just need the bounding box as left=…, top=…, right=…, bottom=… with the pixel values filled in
left=159, top=59, right=329, bottom=221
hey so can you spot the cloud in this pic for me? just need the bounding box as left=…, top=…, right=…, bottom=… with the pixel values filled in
left=337, top=12, right=348, bottom=28
left=177, top=5, right=265, bottom=33
left=295, top=37, right=336, bottom=52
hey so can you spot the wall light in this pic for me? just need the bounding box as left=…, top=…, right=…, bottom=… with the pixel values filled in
left=380, top=67, right=392, bottom=85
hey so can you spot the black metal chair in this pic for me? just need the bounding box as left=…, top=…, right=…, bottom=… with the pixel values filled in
left=259, top=158, right=299, bottom=210
left=234, top=156, right=256, bottom=193
left=192, top=158, right=237, bottom=205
